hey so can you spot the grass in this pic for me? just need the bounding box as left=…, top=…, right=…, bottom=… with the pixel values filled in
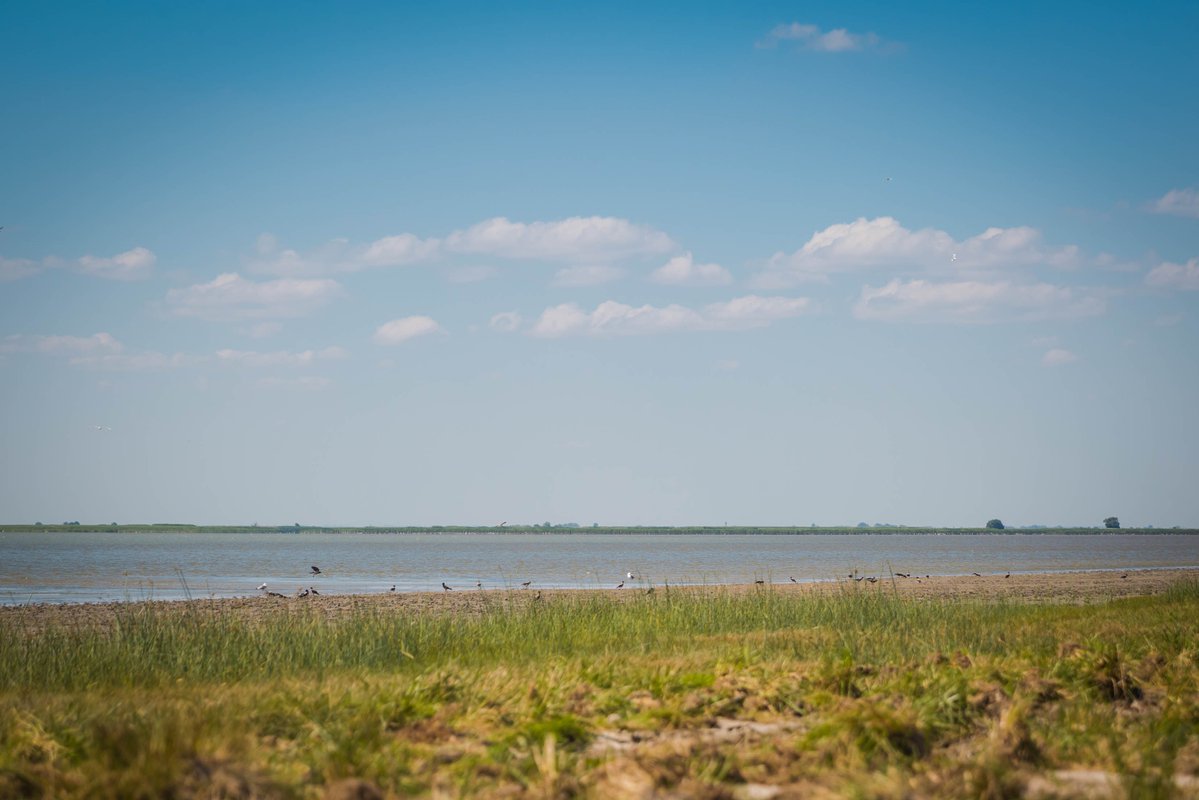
left=1, top=582, right=1197, bottom=798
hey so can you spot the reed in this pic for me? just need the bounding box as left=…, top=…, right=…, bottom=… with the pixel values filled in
left=1, top=581, right=1196, bottom=798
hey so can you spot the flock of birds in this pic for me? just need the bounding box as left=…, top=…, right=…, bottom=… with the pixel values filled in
left=254, top=566, right=1133, bottom=599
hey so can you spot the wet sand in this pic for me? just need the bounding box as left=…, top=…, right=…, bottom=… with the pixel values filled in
left=2, top=567, right=1195, bottom=633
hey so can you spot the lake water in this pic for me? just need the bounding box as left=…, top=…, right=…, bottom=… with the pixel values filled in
left=2, top=531, right=1197, bottom=605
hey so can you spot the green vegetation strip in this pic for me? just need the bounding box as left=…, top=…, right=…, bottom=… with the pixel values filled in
left=2, top=583, right=1197, bottom=798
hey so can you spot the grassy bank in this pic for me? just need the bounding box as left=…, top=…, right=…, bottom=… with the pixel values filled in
left=2, top=582, right=1197, bottom=798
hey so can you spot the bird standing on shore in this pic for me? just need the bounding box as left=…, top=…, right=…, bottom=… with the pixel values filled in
left=616, top=581, right=624, bottom=589
left=389, top=585, right=396, bottom=592
left=309, top=586, right=319, bottom=595
left=789, top=576, right=797, bottom=583
left=257, top=583, right=267, bottom=591
left=442, top=582, right=453, bottom=591
left=521, top=580, right=532, bottom=589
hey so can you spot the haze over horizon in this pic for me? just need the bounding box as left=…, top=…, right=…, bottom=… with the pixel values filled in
left=2, top=2, right=1197, bottom=528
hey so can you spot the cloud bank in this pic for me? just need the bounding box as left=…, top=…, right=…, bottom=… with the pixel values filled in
left=530, top=295, right=811, bottom=337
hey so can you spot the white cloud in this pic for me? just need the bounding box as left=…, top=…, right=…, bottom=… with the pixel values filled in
left=1151, top=188, right=1199, bottom=219
left=853, top=279, right=1107, bottom=323
left=715, top=359, right=740, bottom=370
left=530, top=294, right=811, bottom=338
left=215, top=346, right=348, bottom=368
left=0, top=256, right=39, bottom=282
left=1042, top=348, right=1078, bottom=366
left=1, top=332, right=124, bottom=355
left=757, top=22, right=890, bottom=52
left=1145, top=258, right=1199, bottom=290
left=649, top=252, right=733, bottom=286
left=373, top=316, right=444, bottom=345
left=250, top=234, right=439, bottom=277
left=249, top=216, right=673, bottom=277
left=552, top=265, right=625, bottom=287
left=444, top=216, right=675, bottom=262
left=77, top=247, right=156, bottom=281
left=165, top=273, right=343, bottom=321
left=489, top=311, right=523, bottom=333
left=759, top=217, right=1081, bottom=286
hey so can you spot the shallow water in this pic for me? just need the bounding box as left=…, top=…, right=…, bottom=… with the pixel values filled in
left=1, top=531, right=1197, bottom=604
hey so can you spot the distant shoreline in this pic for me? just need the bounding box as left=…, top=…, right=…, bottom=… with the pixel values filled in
left=3, top=525, right=1197, bottom=535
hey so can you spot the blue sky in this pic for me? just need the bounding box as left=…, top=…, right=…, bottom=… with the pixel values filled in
left=1, top=1, right=1197, bottom=526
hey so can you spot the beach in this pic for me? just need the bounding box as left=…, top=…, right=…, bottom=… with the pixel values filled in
left=3, top=566, right=1192, bottom=632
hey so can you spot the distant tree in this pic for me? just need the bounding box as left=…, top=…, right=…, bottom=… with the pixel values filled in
left=986, top=519, right=1005, bottom=530
left=857, top=522, right=869, bottom=528
left=1104, top=516, right=1120, bottom=529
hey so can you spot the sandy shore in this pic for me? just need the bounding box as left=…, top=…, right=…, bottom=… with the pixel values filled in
left=2, top=567, right=1195, bottom=633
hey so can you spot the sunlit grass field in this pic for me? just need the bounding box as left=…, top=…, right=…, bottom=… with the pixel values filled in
left=2, top=582, right=1197, bottom=798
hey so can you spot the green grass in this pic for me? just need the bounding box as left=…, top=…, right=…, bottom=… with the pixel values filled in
left=2, top=582, right=1197, bottom=798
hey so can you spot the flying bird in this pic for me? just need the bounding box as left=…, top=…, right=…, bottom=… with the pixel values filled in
left=951, top=253, right=958, bottom=262
left=310, top=566, right=322, bottom=575
left=93, top=425, right=112, bottom=432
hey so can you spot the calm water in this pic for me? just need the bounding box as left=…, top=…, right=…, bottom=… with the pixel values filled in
left=1, top=531, right=1197, bottom=605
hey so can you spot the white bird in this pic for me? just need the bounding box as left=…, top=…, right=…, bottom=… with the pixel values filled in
left=626, top=571, right=635, bottom=580
left=93, top=425, right=111, bottom=432
left=951, top=253, right=958, bottom=262
left=257, top=583, right=267, bottom=591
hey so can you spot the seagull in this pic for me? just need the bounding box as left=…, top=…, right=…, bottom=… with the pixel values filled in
left=93, top=425, right=112, bottom=432
left=442, top=582, right=453, bottom=591
left=951, top=253, right=958, bottom=262
left=257, top=583, right=268, bottom=591
left=867, top=576, right=878, bottom=583
left=521, top=580, right=532, bottom=589
left=616, top=581, right=624, bottom=589
left=310, top=566, right=322, bottom=575
left=626, top=571, right=635, bottom=580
